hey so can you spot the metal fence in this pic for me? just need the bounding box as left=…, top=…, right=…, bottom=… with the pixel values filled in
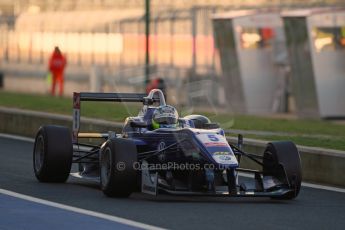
left=0, top=6, right=226, bottom=79
left=108, top=7, right=221, bottom=75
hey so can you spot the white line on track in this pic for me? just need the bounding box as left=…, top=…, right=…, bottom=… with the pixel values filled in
left=301, top=182, right=345, bottom=193
left=238, top=172, right=345, bottom=193
left=0, top=188, right=165, bottom=230
left=0, top=133, right=34, bottom=143
left=1, top=133, right=345, bottom=194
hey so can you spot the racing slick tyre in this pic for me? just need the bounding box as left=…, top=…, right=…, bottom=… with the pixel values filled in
left=33, top=125, right=73, bottom=182
left=263, top=141, right=302, bottom=199
left=100, top=138, right=138, bottom=197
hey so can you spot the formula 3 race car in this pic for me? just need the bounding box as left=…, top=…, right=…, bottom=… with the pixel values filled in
left=33, top=89, right=302, bottom=199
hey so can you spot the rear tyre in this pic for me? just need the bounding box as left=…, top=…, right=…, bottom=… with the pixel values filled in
left=263, top=141, right=302, bottom=199
left=100, top=138, right=137, bottom=197
left=33, top=125, right=73, bottom=182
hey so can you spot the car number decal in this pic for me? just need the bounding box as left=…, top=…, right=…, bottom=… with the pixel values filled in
left=197, top=133, right=228, bottom=147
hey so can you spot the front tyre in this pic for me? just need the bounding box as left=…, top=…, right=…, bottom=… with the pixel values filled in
left=33, top=125, right=73, bottom=182
left=100, top=139, right=137, bottom=197
left=263, top=141, right=302, bottom=199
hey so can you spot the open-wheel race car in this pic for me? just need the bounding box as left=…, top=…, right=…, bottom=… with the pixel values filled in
left=33, top=89, right=302, bottom=199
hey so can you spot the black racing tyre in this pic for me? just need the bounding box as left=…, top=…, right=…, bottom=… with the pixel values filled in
left=33, top=125, right=73, bottom=182
left=100, top=138, right=138, bottom=197
left=263, top=141, right=302, bottom=199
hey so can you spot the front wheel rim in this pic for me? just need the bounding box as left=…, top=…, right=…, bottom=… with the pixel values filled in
left=34, top=135, right=44, bottom=173
left=100, top=148, right=112, bottom=188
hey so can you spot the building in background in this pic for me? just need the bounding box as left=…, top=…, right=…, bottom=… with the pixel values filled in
left=283, top=8, right=345, bottom=118
left=213, top=10, right=289, bottom=115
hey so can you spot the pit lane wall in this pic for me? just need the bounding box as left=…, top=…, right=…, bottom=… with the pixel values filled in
left=1, top=106, right=344, bottom=188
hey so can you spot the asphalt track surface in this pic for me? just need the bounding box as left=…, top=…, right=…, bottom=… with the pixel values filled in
left=0, top=193, right=141, bottom=230
left=1, top=136, right=345, bottom=230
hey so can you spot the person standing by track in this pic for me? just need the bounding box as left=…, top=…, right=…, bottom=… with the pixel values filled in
left=49, top=46, right=67, bottom=97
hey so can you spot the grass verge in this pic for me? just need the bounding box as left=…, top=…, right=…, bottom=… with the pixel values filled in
left=1, top=91, right=345, bottom=151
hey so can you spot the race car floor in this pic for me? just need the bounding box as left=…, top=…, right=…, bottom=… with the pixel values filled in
left=0, top=135, right=345, bottom=230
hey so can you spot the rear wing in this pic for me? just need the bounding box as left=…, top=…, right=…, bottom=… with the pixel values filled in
left=72, top=89, right=165, bottom=143
left=77, top=92, right=148, bottom=102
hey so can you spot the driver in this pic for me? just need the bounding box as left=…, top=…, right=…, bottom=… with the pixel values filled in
left=152, top=105, right=179, bottom=129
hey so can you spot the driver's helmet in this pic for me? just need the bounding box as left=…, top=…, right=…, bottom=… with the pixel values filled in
left=152, top=105, right=179, bottom=129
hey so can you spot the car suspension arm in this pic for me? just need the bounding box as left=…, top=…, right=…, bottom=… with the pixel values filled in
left=73, top=149, right=99, bottom=163
left=139, top=138, right=188, bottom=161
left=230, top=144, right=264, bottom=166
